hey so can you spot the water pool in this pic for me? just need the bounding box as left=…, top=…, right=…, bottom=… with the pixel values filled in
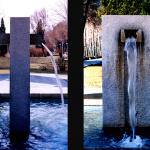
left=0, top=101, right=67, bottom=150
left=84, top=106, right=150, bottom=149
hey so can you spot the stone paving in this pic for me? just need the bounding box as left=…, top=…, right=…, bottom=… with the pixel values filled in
left=0, top=73, right=68, bottom=94
left=84, top=87, right=102, bottom=95
left=84, top=65, right=102, bottom=105
left=84, top=99, right=102, bottom=106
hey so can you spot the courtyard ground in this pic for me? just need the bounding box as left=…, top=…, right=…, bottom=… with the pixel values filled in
left=0, top=71, right=67, bottom=94
left=84, top=66, right=102, bottom=96
left=84, top=66, right=102, bottom=88
left=84, top=66, right=102, bottom=106
left=0, top=56, right=68, bottom=97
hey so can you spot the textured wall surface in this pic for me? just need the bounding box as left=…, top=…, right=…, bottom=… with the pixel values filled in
left=10, top=17, right=30, bottom=139
left=102, top=15, right=150, bottom=127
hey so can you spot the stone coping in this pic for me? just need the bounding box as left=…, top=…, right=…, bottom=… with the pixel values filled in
left=0, top=93, right=68, bottom=99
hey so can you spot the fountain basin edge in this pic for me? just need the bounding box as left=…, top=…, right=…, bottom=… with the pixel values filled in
left=0, top=93, right=68, bottom=99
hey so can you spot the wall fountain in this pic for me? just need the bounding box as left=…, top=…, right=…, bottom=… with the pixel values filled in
left=0, top=17, right=67, bottom=149
left=102, top=15, right=150, bottom=146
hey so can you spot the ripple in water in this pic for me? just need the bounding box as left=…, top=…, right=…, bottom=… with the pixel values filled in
left=0, top=102, right=67, bottom=150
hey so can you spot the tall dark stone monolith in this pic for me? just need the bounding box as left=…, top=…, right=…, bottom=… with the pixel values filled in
left=10, top=17, right=30, bottom=141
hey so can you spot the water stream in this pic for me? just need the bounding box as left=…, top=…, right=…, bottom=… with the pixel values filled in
left=84, top=37, right=150, bottom=148
left=42, top=43, right=64, bottom=106
left=124, top=37, right=137, bottom=141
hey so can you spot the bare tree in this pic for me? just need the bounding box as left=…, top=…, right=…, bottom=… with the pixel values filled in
left=44, top=29, right=56, bottom=48
left=53, top=21, right=68, bottom=42
left=49, top=0, right=68, bottom=24
left=30, top=8, right=48, bottom=33
left=45, top=21, right=67, bottom=49
left=30, top=0, right=68, bottom=32
left=30, top=1, right=68, bottom=54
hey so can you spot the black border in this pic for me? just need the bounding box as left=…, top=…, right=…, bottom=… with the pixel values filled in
left=68, top=0, right=84, bottom=149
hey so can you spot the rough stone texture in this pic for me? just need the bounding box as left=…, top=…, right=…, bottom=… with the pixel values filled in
left=10, top=17, right=30, bottom=139
left=102, top=15, right=150, bottom=127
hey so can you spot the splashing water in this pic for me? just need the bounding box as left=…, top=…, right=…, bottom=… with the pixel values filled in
left=84, top=106, right=150, bottom=148
left=124, top=37, right=137, bottom=141
left=0, top=102, right=67, bottom=150
left=107, top=37, right=144, bottom=148
left=118, top=134, right=143, bottom=148
left=42, top=43, right=64, bottom=106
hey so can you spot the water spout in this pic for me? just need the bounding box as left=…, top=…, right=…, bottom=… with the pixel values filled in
left=42, top=43, right=64, bottom=106
left=124, top=37, right=137, bottom=141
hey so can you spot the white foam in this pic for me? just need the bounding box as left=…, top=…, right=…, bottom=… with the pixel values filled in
left=119, top=135, right=143, bottom=148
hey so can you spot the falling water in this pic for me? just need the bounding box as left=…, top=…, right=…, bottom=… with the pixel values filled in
left=42, top=43, right=64, bottom=106
left=124, top=37, right=137, bottom=141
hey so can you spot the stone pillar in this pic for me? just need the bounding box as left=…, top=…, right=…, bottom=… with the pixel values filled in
left=10, top=17, right=30, bottom=141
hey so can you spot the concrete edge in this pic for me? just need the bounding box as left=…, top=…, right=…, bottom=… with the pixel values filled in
left=0, top=93, right=102, bottom=99
left=0, top=93, right=68, bottom=99
left=102, top=127, right=150, bottom=137
left=84, top=93, right=102, bottom=99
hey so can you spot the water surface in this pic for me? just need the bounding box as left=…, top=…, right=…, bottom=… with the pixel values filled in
left=0, top=101, right=67, bottom=150
left=84, top=106, right=150, bottom=149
